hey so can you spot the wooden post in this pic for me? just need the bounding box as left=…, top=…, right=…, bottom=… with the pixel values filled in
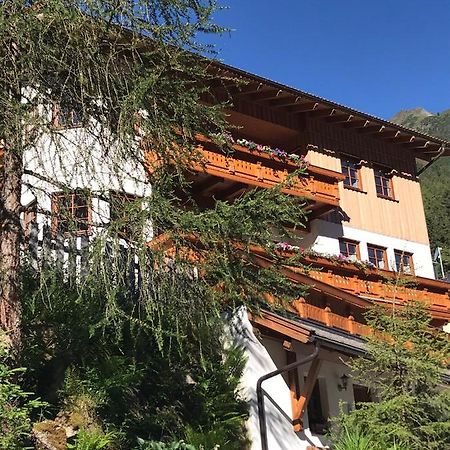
left=296, top=297, right=306, bottom=318
left=348, top=314, right=355, bottom=334
left=352, top=275, right=360, bottom=294
left=256, top=161, right=263, bottom=181
left=324, top=305, right=331, bottom=327
left=297, top=358, right=323, bottom=429
left=286, top=350, right=302, bottom=432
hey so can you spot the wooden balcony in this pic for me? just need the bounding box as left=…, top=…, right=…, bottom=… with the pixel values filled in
left=290, top=255, right=450, bottom=320
left=148, top=234, right=450, bottom=327
left=251, top=306, right=371, bottom=341
left=291, top=300, right=372, bottom=337
left=248, top=246, right=450, bottom=322
left=307, top=269, right=450, bottom=320
left=194, top=147, right=341, bottom=204
left=145, top=136, right=344, bottom=212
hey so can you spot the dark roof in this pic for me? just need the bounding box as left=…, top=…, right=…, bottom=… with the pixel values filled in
left=212, top=61, right=450, bottom=162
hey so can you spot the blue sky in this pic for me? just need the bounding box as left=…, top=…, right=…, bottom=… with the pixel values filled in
left=210, top=0, right=450, bottom=120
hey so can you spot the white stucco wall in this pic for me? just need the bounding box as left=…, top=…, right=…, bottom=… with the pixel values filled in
left=21, top=129, right=151, bottom=237
left=301, top=219, right=435, bottom=279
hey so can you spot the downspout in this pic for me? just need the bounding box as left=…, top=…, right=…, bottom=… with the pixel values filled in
left=417, top=145, right=446, bottom=176
left=256, top=342, right=320, bottom=450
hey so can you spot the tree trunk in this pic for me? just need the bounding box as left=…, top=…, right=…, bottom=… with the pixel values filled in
left=0, top=144, right=23, bottom=351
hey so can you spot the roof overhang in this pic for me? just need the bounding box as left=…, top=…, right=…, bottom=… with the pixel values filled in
left=250, top=309, right=366, bottom=357
left=208, top=61, right=450, bottom=163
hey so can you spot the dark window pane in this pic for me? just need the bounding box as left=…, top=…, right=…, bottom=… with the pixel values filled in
left=353, top=385, right=372, bottom=408
left=307, top=380, right=328, bottom=434
left=53, top=191, right=90, bottom=235
left=342, top=159, right=360, bottom=188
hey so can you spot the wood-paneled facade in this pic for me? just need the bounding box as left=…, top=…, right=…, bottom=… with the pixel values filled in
left=195, top=65, right=450, bottom=448
left=157, top=62, right=450, bottom=330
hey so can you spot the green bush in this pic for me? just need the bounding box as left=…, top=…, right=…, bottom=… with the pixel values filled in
left=0, top=338, right=45, bottom=449
left=135, top=439, right=197, bottom=450
left=332, top=424, right=375, bottom=450
left=331, top=302, right=450, bottom=450
left=332, top=423, right=409, bottom=450
left=67, top=429, right=116, bottom=450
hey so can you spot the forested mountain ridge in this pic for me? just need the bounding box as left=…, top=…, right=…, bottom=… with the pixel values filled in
left=391, top=109, right=450, bottom=277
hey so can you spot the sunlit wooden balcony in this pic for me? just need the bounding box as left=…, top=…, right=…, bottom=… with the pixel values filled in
left=249, top=307, right=371, bottom=341
left=148, top=234, right=450, bottom=324
left=145, top=136, right=344, bottom=213
left=291, top=301, right=371, bottom=337
left=291, top=255, right=450, bottom=321
left=307, top=269, right=450, bottom=319
left=192, top=146, right=341, bottom=204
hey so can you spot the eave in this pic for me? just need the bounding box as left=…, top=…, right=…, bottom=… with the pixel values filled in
left=208, top=61, right=450, bottom=163
left=147, top=234, right=450, bottom=324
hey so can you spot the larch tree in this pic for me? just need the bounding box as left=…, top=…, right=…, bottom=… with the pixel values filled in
left=0, top=1, right=310, bottom=447
left=332, top=301, right=450, bottom=450
left=0, top=0, right=229, bottom=350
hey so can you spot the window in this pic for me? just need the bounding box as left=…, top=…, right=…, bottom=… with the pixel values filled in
left=374, top=167, right=394, bottom=198
left=52, top=101, right=83, bottom=128
left=306, top=379, right=328, bottom=434
left=22, top=200, right=37, bottom=238
left=367, top=244, right=388, bottom=270
left=339, top=238, right=360, bottom=261
left=341, top=158, right=361, bottom=189
left=353, top=384, right=372, bottom=409
left=109, top=191, right=140, bottom=237
left=394, top=250, right=414, bottom=275
left=51, top=190, right=91, bottom=235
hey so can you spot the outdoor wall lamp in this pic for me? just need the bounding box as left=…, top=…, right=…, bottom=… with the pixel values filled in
left=337, top=373, right=349, bottom=391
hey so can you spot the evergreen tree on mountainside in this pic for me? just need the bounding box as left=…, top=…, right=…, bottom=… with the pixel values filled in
left=391, top=109, right=450, bottom=277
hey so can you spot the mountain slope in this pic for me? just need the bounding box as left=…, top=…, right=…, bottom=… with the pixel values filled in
left=391, top=109, right=450, bottom=278
left=391, top=108, right=433, bottom=130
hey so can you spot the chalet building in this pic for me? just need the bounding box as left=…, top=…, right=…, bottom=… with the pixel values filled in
left=8, top=62, right=450, bottom=450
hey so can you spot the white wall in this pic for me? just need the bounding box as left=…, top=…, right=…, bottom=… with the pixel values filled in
left=301, top=219, right=435, bottom=279
left=21, top=128, right=151, bottom=237
left=229, top=308, right=357, bottom=450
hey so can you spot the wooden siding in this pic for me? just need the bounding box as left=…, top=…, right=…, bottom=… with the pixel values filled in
left=306, top=150, right=430, bottom=244
left=305, top=118, right=416, bottom=175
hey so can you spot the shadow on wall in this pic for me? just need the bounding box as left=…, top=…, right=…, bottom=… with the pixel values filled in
left=227, top=308, right=325, bottom=450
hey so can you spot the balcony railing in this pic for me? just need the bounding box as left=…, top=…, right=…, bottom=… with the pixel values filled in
left=254, top=302, right=372, bottom=338
left=145, top=136, right=344, bottom=208
left=148, top=235, right=450, bottom=323
left=191, top=146, right=341, bottom=206
left=289, top=255, right=450, bottom=320
left=307, top=269, right=450, bottom=319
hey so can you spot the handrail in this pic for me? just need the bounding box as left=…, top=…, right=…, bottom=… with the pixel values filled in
left=256, top=343, right=320, bottom=450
